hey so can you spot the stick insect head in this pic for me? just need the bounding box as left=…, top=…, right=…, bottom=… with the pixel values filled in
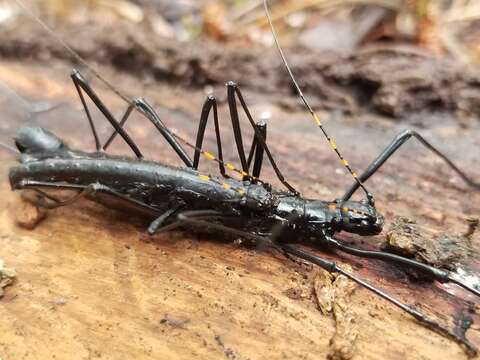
left=302, top=200, right=384, bottom=237
left=332, top=200, right=384, bottom=236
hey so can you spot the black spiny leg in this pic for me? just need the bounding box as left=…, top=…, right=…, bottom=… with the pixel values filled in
left=226, top=82, right=298, bottom=194
left=149, top=210, right=476, bottom=355
left=71, top=69, right=143, bottom=158
left=193, top=93, right=267, bottom=181
left=151, top=210, right=232, bottom=234
left=133, top=98, right=193, bottom=167
left=148, top=205, right=184, bottom=235
left=102, top=98, right=193, bottom=167
left=17, top=180, right=160, bottom=215
left=71, top=70, right=101, bottom=151
left=342, top=129, right=480, bottom=201
left=102, top=103, right=135, bottom=150
left=324, top=236, right=480, bottom=298
left=193, top=95, right=226, bottom=176
left=246, top=120, right=267, bottom=181
left=226, top=82, right=249, bottom=174
left=72, top=70, right=194, bottom=167
left=280, top=243, right=477, bottom=355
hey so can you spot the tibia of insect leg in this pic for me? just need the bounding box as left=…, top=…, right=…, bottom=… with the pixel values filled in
left=326, top=236, right=480, bottom=298
left=17, top=181, right=105, bottom=209
left=448, top=273, right=480, bottom=298
left=282, top=242, right=478, bottom=354
left=70, top=68, right=82, bottom=79
left=148, top=207, right=181, bottom=235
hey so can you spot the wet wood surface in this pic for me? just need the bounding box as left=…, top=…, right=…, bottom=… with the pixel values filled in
left=0, top=60, right=480, bottom=360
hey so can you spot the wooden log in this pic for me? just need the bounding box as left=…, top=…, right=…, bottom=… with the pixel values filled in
left=0, top=61, right=479, bottom=360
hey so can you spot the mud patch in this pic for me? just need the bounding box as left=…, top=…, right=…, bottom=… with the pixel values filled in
left=314, top=266, right=358, bottom=360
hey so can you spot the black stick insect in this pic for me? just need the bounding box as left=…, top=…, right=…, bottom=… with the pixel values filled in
left=4, top=0, right=480, bottom=355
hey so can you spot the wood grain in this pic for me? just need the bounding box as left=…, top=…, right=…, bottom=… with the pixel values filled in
left=0, top=61, right=479, bottom=360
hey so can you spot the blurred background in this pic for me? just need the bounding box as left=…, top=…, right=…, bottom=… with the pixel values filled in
left=0, top=0, right=479, bottom=62
left=1, top=0, right=479, bottom=122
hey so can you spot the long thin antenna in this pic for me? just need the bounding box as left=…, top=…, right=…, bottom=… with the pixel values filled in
left=263, top=0, right=374, bottom=204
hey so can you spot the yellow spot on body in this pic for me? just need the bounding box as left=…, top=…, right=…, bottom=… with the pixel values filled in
left=222, top=183, right=232, bottom=190
left=342, top=159, right=349, bottom=166
left=341, top=207, right=349, bottom=213
left=329, top=139, right=337, bottom=150
left=240, top=171, right=249, bottom=177
left=203, top=151, right=215, bottom=160
left=352, top=172, right=358, bottom=178
left=198, top=174, right=210, bottom=181
left=225, top=163, right=236, bottom=171
left=328, top=204, right=337, bottom=211
left=313, top=113, right=322, bottom=126
left=237, top=189, right=246, bottom=196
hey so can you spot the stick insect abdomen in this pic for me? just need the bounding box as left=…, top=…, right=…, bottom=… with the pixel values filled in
left=9, top=147, right=276, bottom=217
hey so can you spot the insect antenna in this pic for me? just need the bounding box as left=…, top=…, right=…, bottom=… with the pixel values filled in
left=263, top=0, right=374, bottom=205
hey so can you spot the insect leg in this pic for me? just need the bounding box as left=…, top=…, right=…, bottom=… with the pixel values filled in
left=25, top=184, right=101, bottom=209
left=148, top=205, right=184, bottom=235
left=102, top=97, right=194, bottom=167
left=102, top=103, right=135, bottom=150
left=131, top=98, right=193, bottom=167
left=192, top=95, right=226, bottom=175
left=226, top=82, right=248, bottom=173
left=150, top=210, right=477, bottom=355
left=71, top=71, right=101, bottom=151
left=16, top=180, right=160, bottom=214
left=70, top=70, right=143, bottom=158
left=151, top=210, right=235, bottom=234
left=227, top=82, right=298, bottom=194
left=342, top=129, right=480, bottom=201
left=281, top=243, right=477, bottom=356
left=72, top=72, right=194, bottom=166
left=246, top=120, right=267, bottom=180
left=325, top=236, right=480, bottom=298
left=20, top=188, right=62, bottom=209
